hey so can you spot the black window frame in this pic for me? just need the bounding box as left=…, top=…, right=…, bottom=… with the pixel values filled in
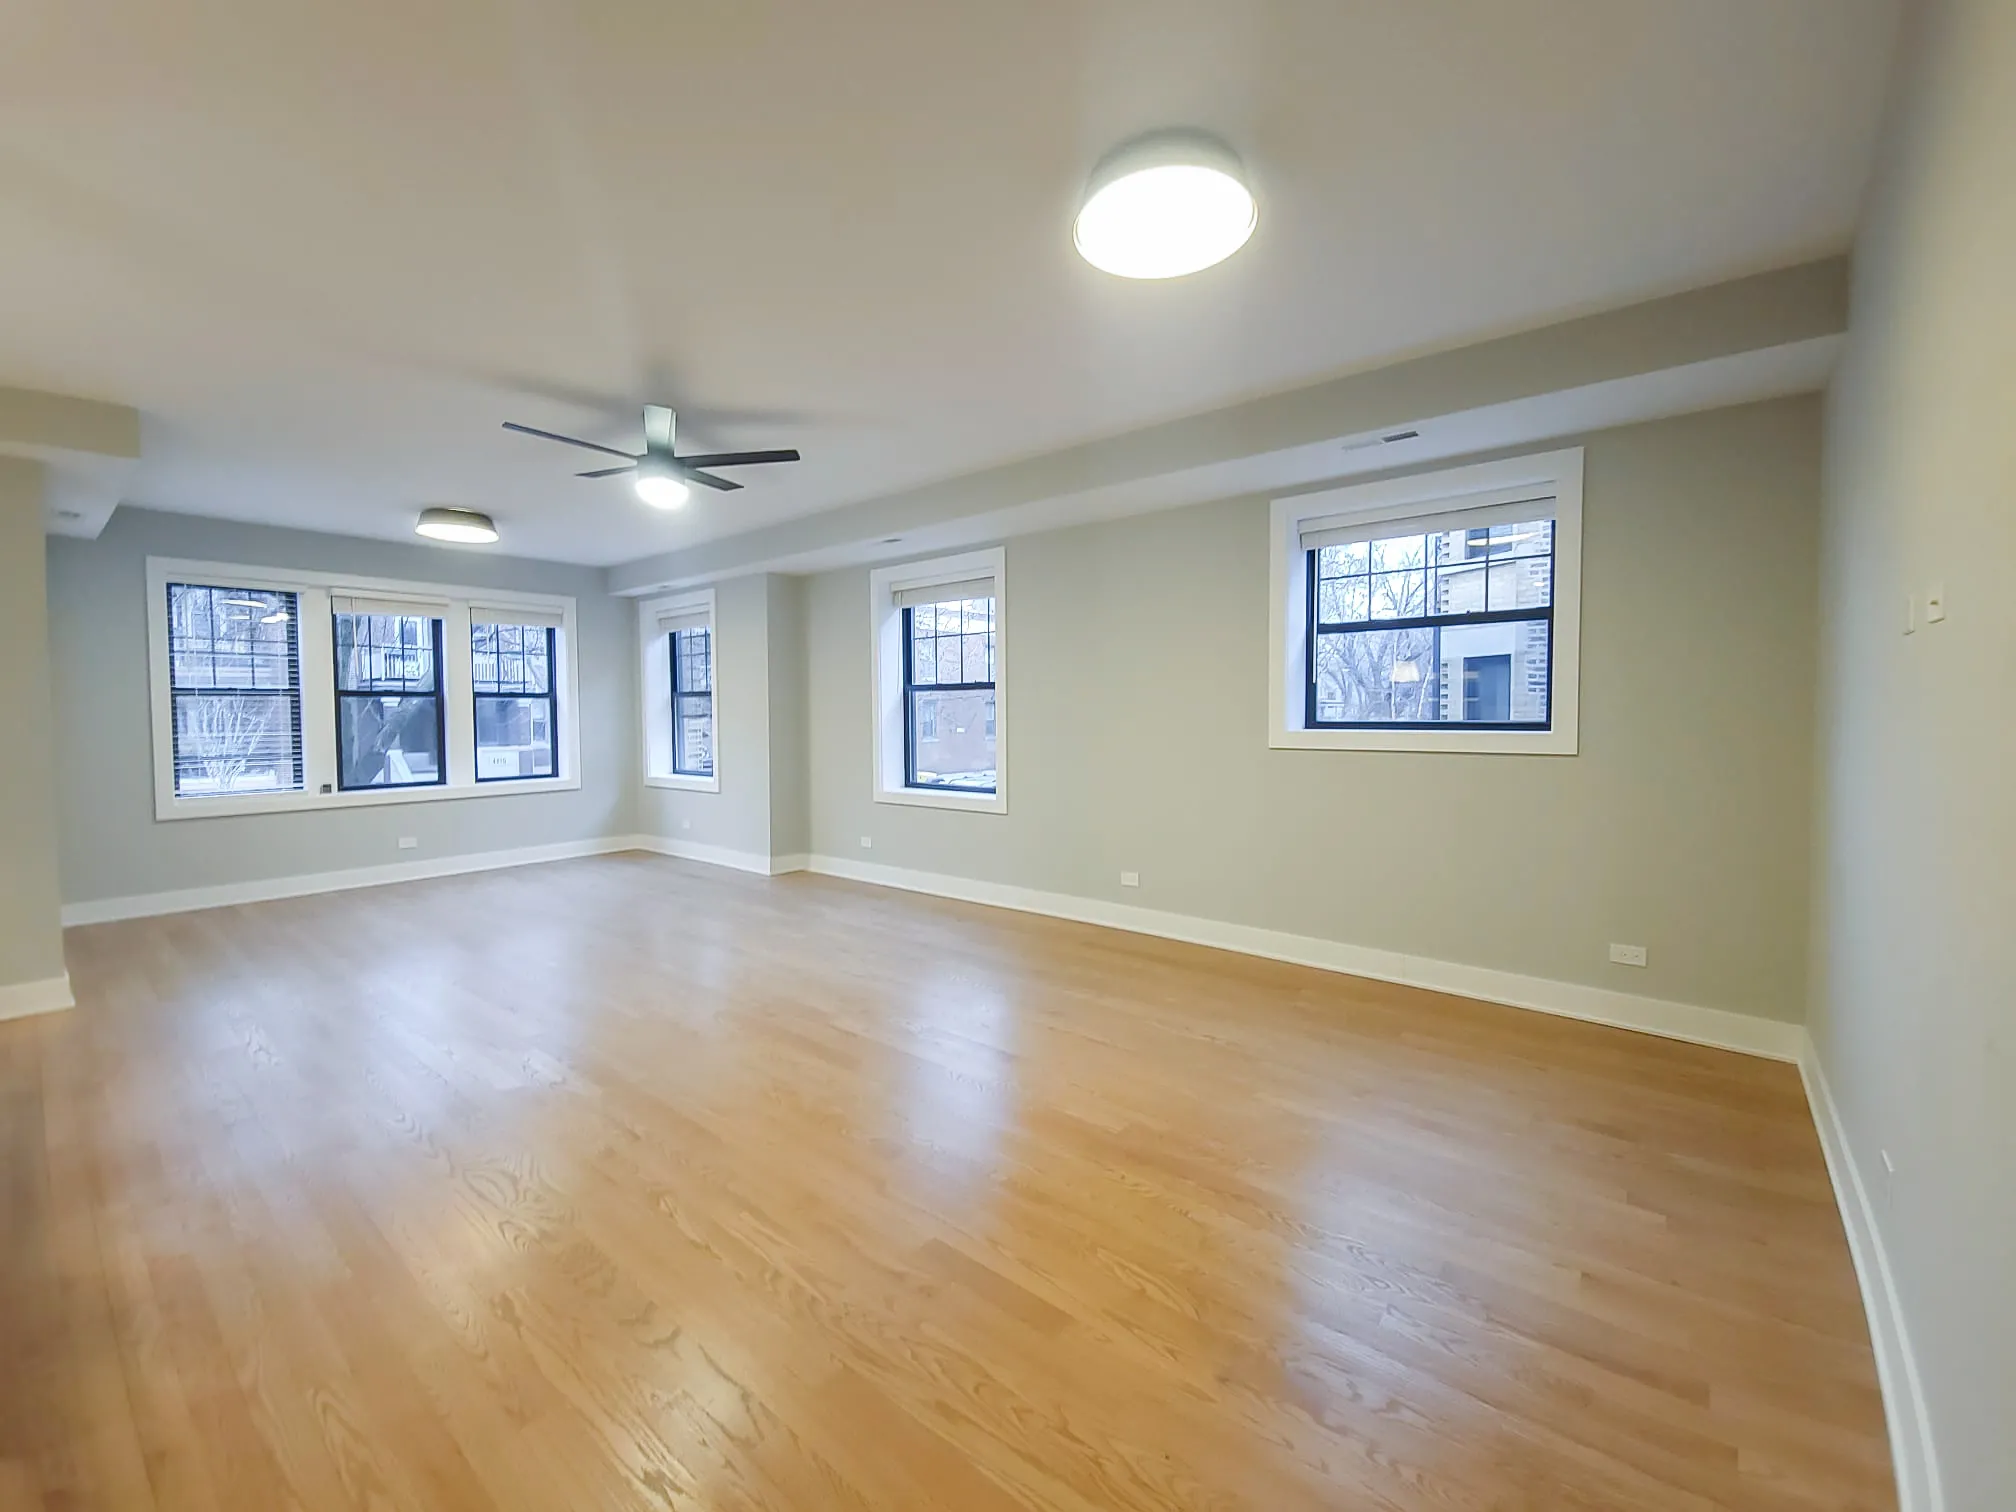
left=902, top=599, right=997, bottom=794
left=332, top=610, right=448, bottom=791
left=1304, top=522, right=1556, bottom=733
left=471, top=621, right=559, bottom=784
left=164, top=582, right=305, bottom=798
left=670, top=624, right=715, bottom=778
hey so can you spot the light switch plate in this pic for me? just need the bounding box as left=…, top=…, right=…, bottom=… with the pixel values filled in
left=1120, top=871, right=1140, bottom=888
left=1926, top=583, right=1946, bottom=623
left=1609, top=943, right=1648, bottom=967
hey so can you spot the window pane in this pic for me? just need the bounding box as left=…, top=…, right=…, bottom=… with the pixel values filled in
left=936, top=638, right=962, bottom=683
left=908, top=687, right=996, bottom=792
left=473, top=623, right=551, bottom=694
left=911, top=603, right=935, bottom=637
left=1318, top=541, right=1369, bottom=576
left=171, top=693, right=299, bottom=796
left=674, top=694, right=714, bottom=776
left=476, top=695, right=554, bottom=780
left=1487, top=554, right=1554, bottom=611
left=962, top=633, right=990, bottom=683
left=167, top=584, right=298, bottom=692
left=1369, top=570, right=1428, bottom=620
left=334, top=613, right=437, bottom=693
left=1371, top=533, right=1427, bottom=572
left=1313, top=619, right=1549, bottom=726
left=1317, top=576, right=1370, bottom=624
left=674, top=626, right=713, bottom=695
left=338, top=695, right=441, bottom=787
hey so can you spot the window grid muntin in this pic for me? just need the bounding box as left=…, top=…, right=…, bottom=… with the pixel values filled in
left=1307, top=518, right=1556, bottom=732
left=472, top=622, right=558, bottom=783
left=165, top=583, right=305, bottom=797
left=903, top=597, right=996, bottom=794
left=670, top=625, right=714, bottom=777
left=333, top=611, right=447, bottom=789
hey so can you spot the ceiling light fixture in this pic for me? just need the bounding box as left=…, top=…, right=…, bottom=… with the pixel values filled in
left=634, top=455, right=691, bottom=510
left=1074, top=129, right=1257, bottom=280
left=415, top=506, right=499, bottom=544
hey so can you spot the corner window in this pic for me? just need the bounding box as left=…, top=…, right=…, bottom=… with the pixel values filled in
left=146, top=558, right=581, bottom=819
left=165, top=583, right=303, bottom=798
left=869, top=548, right=1006, bottom=813
left=1270, top=449, right=1582, bottom=755
left=472, top=612, right=559, bottom=781
left=640, top=591, right=719, bottom=792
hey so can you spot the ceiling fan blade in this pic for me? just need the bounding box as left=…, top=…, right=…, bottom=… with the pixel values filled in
left=502, top=421, right=639, bottom=461
left=576, top=464, right=638, bottom=478
left=642, top=404, right=675, bottom=456
left=674, top=449, right=802, bottom=469
left=680, top=470, right=742, bottom=492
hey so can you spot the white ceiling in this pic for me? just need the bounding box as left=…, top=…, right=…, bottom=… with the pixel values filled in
left=2, top=0, right=1898, bottom=567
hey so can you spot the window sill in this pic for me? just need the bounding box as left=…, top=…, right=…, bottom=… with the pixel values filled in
left=1271, top=727, right=1578, bottom=756
left=873, top=785, right=1007, bottom=814
left=155, top=774, right=582, bottom=822
left=644, top=773, right=721, bottom=794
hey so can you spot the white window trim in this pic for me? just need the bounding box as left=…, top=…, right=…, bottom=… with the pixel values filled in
left=146, top=556, right=583, bottom=821
left=1268, top=448, right=1584, bottom=756
left=639, top=588, right=720, bottom=793
left=868, top=547, right=1007, bottom=814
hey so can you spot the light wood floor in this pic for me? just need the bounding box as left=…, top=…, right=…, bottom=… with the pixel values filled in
left=3, top=855, right=1893, bottom=1511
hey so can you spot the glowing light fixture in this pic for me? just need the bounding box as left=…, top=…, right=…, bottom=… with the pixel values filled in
left=414, top=506, right=499, bottom=544
left=634, top=455, right=691, bottom=510
left=1074, top=129, right=1257, bottom=279
left=1391, top=660, right=1422, bottom=683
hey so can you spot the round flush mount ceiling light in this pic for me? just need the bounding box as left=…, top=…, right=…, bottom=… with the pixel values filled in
left=1073, top=129, right=1257, bottom=279
left=634, top=455, right=691, bottom=510
left=414, top=506, right=499, bottom=544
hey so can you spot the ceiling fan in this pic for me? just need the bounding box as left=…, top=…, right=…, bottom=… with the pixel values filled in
left=503, top=404, right=800, bottom=509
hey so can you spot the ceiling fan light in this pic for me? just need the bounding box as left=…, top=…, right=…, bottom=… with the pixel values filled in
left=1074, top=129, right=1257, bottom=280
left=634, top=466, right=690, bottom=510
left=415, top=506, right=499, bottom=544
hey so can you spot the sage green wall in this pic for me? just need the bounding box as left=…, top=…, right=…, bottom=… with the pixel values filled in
left=766, top=575, right=811, bottom=861
left=47, top=507, right=636, bottom=907
left=0, top=459, right=66, bottom=987
left=1812, top=0, right=2015, bottom=1502
left=805, top=397, right=1822, bottom=1022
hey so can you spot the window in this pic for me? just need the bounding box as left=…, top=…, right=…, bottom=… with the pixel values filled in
left=869, top=548, right=1007, bottom=813
left=902, top=590, right=996, bottom=793
left=165, top=583, right=303, bottom=798
left=640, top=591, right=718, bottom=791
left=147, top=558, right=580, bottom=818
left=671, top=625, right=714, bottom=777
left=472, top=612, right=559, bottom=781
left=1269, top=449, right=1583, bottom=755
left=1306, top=517, right=1554, bottom=729
left=332, top=602, right=445, bottom=789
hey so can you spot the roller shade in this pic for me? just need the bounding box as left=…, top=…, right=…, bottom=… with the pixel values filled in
left=1299, top=490, right=1556, bottom=553
left=471, top=604, right=565, bottom=630
left=657, top=606, right=711, bottom=634
left=892, top=576, right=996, bottom=609
left=329, top=592, right=450, bottom=619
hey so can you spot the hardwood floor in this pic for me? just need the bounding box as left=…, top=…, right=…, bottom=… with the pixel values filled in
left=3, top=854, right=1892, bottom=1511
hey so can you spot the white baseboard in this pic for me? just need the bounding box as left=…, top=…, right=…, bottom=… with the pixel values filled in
left=801, top=854, right=1805, bottom=1062
left=0, top=973, right=74, bottom=1022
left=631, top=835, right=808, bottom=878
left=60, top=835, right=646, bottom=927
left=1799, top=1039, right=1942, bottom=1512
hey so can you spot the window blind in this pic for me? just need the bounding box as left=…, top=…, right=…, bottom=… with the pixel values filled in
left=656, top=607, right=711, bottom=633
left=1299, top=492, right=1556, bottom=553
left=471, top=604, right=564, bottom=630
left=892, top=576, right=995, bottom=609
left=329, top=592, right=450, bottom=619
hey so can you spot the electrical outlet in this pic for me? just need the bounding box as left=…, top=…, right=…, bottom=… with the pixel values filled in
left=1608, top=942, right=1648, bottom=968
left=1120, top=871, right=1140, bottom=888
left=1925, top=583, right=1946, bottom=623
left=860, top=836, right=873, bottom=849
left=397, top=836, right=418, bottom=851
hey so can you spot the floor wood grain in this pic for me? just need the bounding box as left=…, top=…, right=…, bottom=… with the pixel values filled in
left=3, top=854, right=1893, bottom=1510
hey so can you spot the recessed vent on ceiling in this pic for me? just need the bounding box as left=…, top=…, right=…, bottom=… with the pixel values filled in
left=1339, top=426, right=1422, bottom=453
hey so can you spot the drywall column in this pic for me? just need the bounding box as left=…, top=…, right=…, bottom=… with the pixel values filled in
left=0, top=458, right=69, bottom=1012
left=765, top=575, right=811, bottom=867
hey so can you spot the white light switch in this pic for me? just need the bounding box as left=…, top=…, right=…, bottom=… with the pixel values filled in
left=1903, top=594, right=1917, bottom=635
left=1120, top=871, right=1140, bottom=888
left=860, top=836, right=873, bottom=849
left=397, top=836, right=418, bottom=851
left=1926, top=583, right=1946, bottom=623
left=1609, top=943, right=1648, bottom=968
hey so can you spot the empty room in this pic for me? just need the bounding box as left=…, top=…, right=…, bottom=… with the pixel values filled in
left=2, top=1, right=2008, bottom=1508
